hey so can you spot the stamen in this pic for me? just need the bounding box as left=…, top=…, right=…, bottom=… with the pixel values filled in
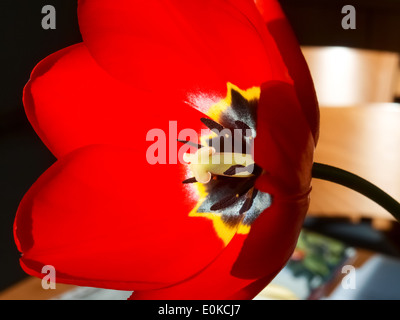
left=182, top=177, right=198, bottom=184
left=183, top=117, right=264, bottom=218
left=177, top=139, right=203, bottom=149
left=239, top=188, right=258, bottom=214
left=235, top=120, right=251, bottom=134
left=210, top=178, right=255, bottom=211
left=223, top=165, right=246, bottom=176
left=200, top=118, right=224, bottom=132
left=210, top=194, right=241, bottom=211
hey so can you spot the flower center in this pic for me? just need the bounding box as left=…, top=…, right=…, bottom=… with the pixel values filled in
left=181, top=117, right=265, bottom=223
left=180, top=83, right=272, bottom=230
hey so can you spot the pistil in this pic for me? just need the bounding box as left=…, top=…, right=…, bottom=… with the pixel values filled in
left=183, top=146, right=255, bottom=184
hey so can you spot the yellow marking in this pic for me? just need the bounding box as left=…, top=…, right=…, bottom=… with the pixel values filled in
left=187, top=164, right=252, bottom=245
left=207, top=83, right=261, bottom=122
left=237, top=223, right=251, bottom=235
left=188, top=182, right=243, bottom=246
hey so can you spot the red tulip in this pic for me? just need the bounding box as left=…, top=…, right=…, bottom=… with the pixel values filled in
left=14, top=0, right=319, bottom=299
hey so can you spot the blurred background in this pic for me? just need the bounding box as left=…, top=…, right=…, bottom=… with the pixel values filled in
left=1, top=0, right=400, bottom=299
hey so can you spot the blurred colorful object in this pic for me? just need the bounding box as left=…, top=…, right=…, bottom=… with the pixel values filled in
left=287, top=231, right=351, bottom=293
left=255, top=230, right=354, bottom=300
left=13, top=0, right=319, bottom=299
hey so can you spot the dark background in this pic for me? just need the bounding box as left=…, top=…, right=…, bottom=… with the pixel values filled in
left=1, top=0, right=400, bottom=292
left=1, top=1, right=81, bottom=291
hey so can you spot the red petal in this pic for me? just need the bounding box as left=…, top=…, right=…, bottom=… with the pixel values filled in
left=128, top=235, right=251, bottom=300
left=77, top=0, right=291, bottom=99
left=14, top=145, right=233, bottom=291
left=254, top=81, right=314, bottom=196
left=128, top=192, right=309, bottom=300
left=230, top=193, right=309, bottom=280
left=254, top=0, right=320, bottom=143
left=23, top=43, right=209, bottom=158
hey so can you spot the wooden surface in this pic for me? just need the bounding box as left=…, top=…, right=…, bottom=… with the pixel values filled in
left=0, top=276, right=76, bottom=300
left=309, top=103, right=400, bottom=225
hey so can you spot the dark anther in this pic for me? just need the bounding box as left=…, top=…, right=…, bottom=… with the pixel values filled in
left=239, top=188, right=258, bottom=214
left=182, top=177, right=198, bottom=184
left=234, top=120, right=251, bottom=136
left=223, top=165, right=246, bottom=176
left=210, top=194, right=241, bottom=211
left=210, top=178, right=255, bottom=211
left=200, top=118, right=224, bottom=132
left=177, top=139, right=203, bottom=149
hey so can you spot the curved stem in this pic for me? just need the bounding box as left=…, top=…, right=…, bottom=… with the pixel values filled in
left=312, top=162, right=400, bottom=223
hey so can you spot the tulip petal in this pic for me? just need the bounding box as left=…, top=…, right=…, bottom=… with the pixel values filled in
left=14, top=145, right=237, bottom=291
left=23, top=43, right=210, bottom=158
left=127, top=182, right=310, bottom=299
left=227, top=183, right=310, bottom=297
left=231, top=192, right=310, bottom=280
left=128, top=194, right=309, bottom=300
left=77, top=0, right=291, bottom=99
left=254, top=81, right=314, bottom=196
left=254, top=0, right=320, bottom=143
left=127, top=235, right=252, bottom=300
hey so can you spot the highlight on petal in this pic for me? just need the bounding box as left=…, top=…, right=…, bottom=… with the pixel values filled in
left=14, top=145, right=236, bottom=291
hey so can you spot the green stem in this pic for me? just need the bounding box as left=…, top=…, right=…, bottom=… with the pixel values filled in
left=312, top=162, right=400, bottom=223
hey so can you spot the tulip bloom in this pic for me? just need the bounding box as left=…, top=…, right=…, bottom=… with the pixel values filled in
left=14, top=0, right=319, bottom=299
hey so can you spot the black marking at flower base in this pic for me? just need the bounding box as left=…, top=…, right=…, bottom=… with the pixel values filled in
left=219, top=88, right=258, bottom=136
left=195, top=175, right=272, bottom=226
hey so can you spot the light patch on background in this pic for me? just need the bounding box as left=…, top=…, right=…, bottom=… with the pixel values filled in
left=301, top=46, right=400, bottom=106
